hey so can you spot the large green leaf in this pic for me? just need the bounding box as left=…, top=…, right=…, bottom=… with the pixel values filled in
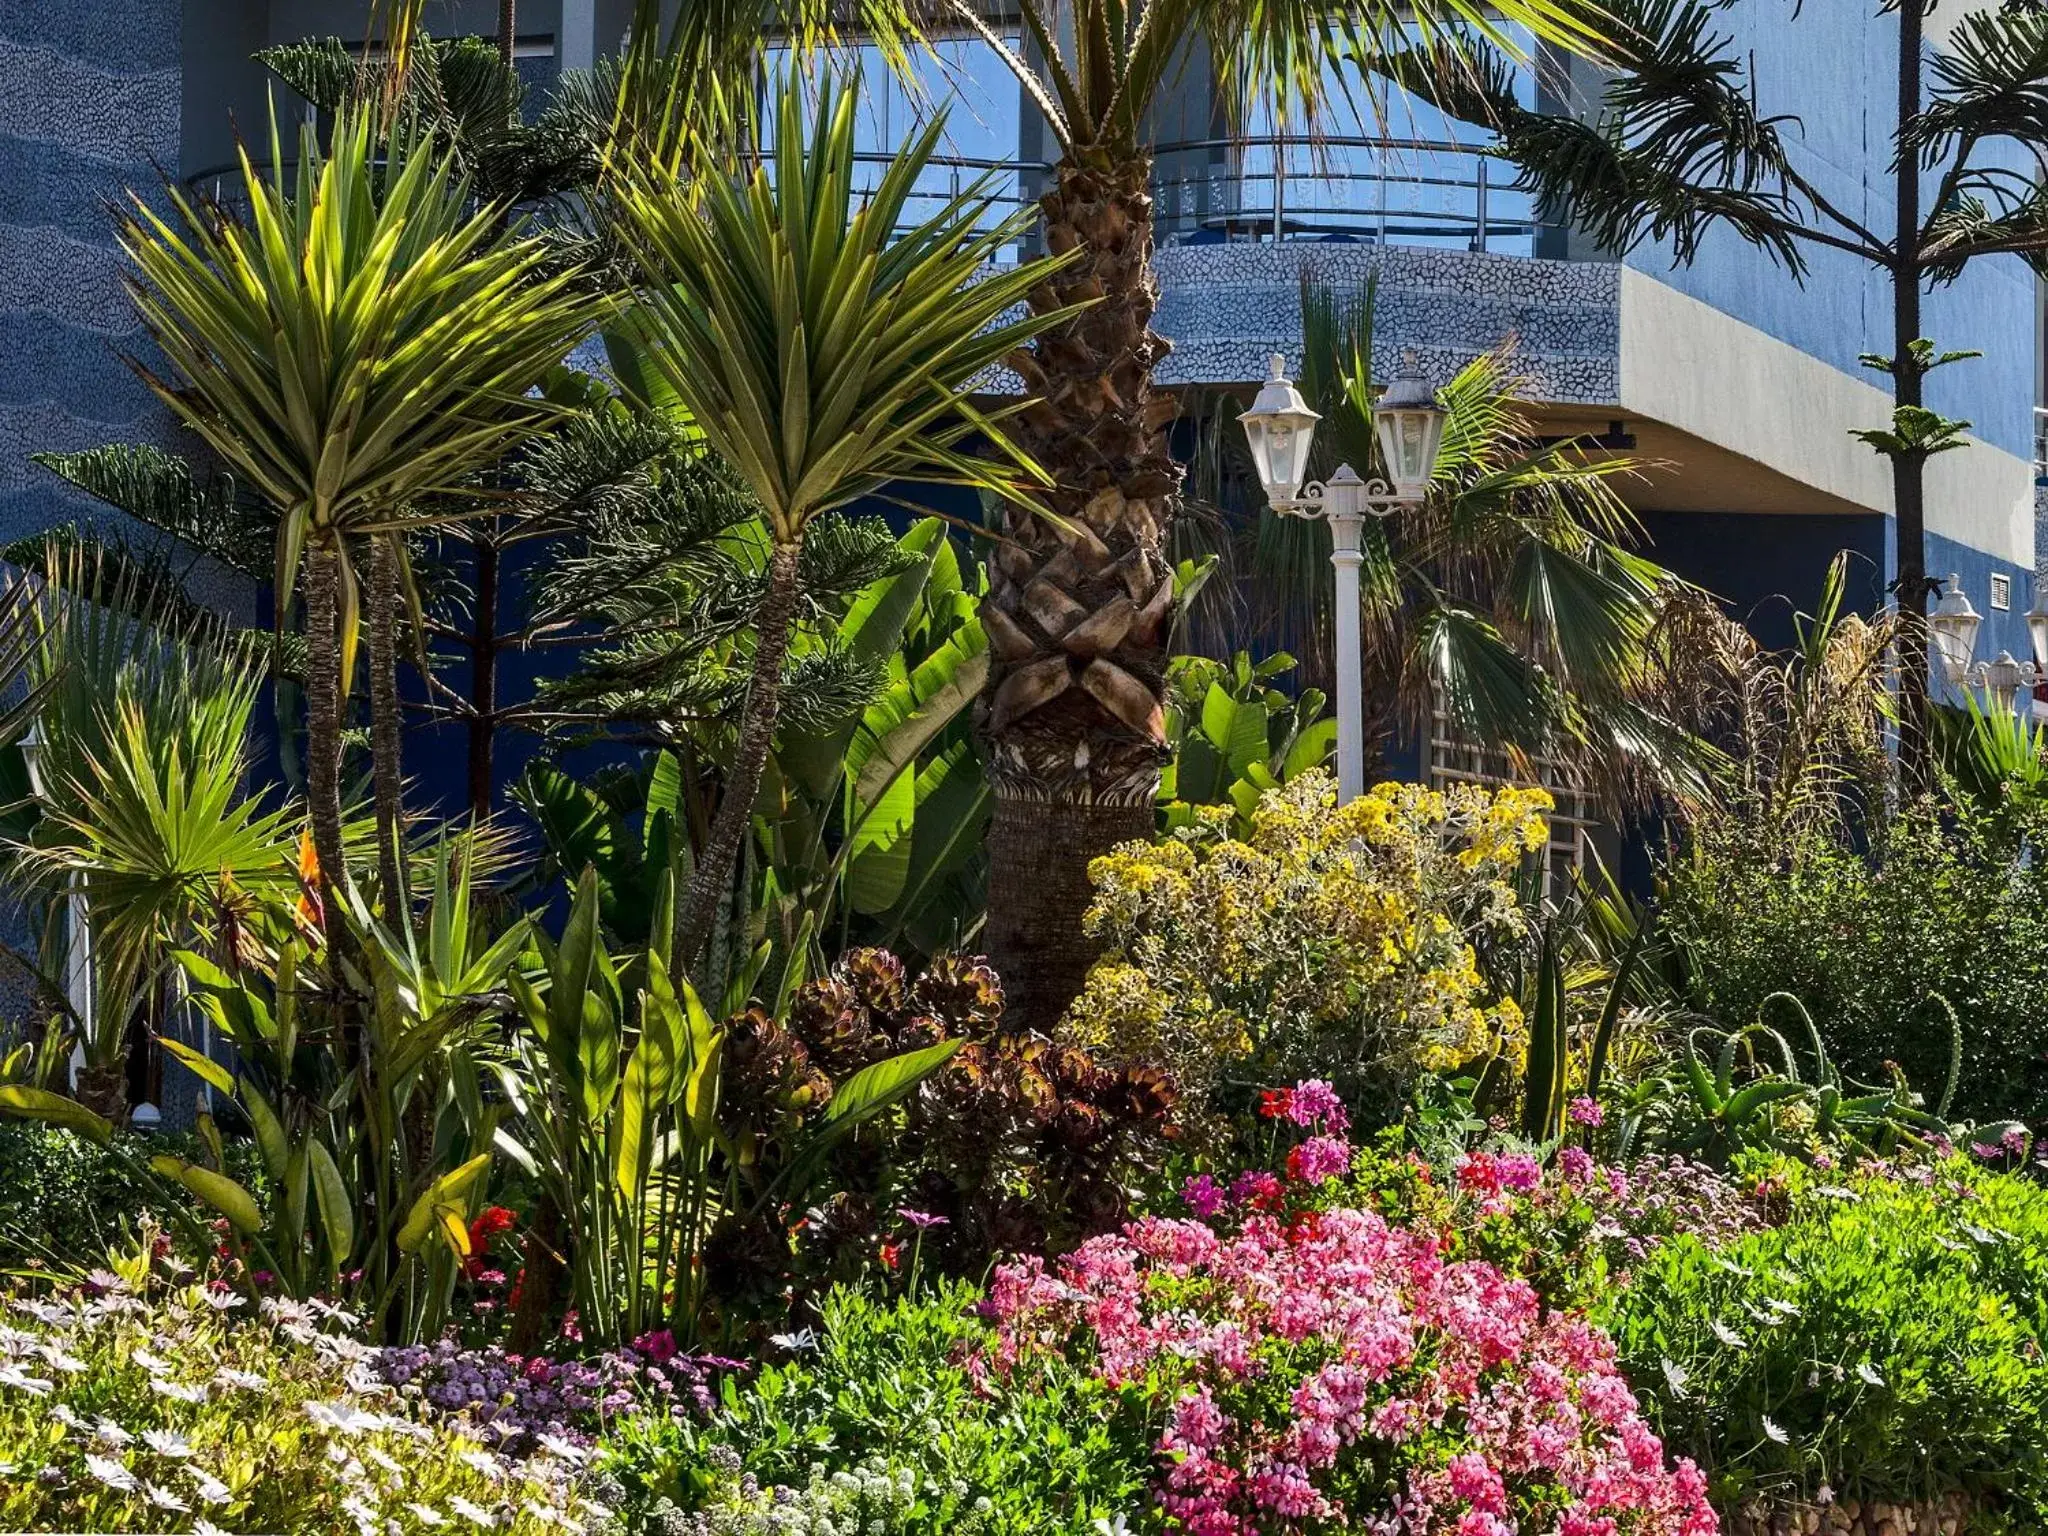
left=308, top=1137, right=354, bottom=1270
left=150, top=1156, right=263, bottom=1234
left=0, top=1085, right=113, bottom=1146
left=849, top=620, right=989, bottom=806
left=779, top=519, right=946, bottom=797
left=826, top=1039, right=960, bottom=1125
left=845, top=764, right=917, bottom=915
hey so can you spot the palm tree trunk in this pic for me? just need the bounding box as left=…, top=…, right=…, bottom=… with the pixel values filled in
left=979, top=155, right=1180, bottom=1030
left=1892, top=0, right=1932, bottom=794
left=368, top=536, right=408, bottom=912
left=301, top=542, right=349, bottom=925
left=675, top=536, right=805, bottom=970
left=466, top=530, right=500, bottom=821
left=73, top=1062, right=128, bottom=1123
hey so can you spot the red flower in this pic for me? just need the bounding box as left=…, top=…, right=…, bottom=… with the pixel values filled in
left=1259, top=1088, right=1294, bottom=1121
left=469, top=1205, right=518, bottom=1247
left=879, top=1241, right=903, bottom=1271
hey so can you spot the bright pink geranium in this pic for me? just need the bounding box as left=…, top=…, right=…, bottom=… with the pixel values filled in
left=985, top=1083, right=1718, bottom=1536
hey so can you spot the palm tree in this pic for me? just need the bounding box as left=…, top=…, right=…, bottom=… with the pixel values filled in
left=18, top=645, right=302, bottom=1121
left=761, top=0, right=1610, bottom=1024
left=1273, top=280, right=1711, bottom=809
left=118, top=104, right=600, bottom=921
left=606, top=67, right=1077, bottom=970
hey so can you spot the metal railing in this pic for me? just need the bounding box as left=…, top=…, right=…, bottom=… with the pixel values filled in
left=182, top=131, right=1533, bottom=260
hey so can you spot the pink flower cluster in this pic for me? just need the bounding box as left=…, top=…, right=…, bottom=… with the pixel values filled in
left=986, top=1091, right=1718, bottom=1536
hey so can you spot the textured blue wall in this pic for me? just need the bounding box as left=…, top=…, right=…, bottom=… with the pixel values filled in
left=1622, top=2, right=2037, bottom=466
left=0, top=0, right=199, bottom=545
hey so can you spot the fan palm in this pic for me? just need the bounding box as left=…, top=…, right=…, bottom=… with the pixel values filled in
left=607, top=67, right=1078, bottom=968
left=118, top=103, right=601, bottom=918
left=758, top=0, right=1610, bottom=1024
left=1206, top=279, right=1713, bottom=809
left=18, top=649, right=301, bottom=1119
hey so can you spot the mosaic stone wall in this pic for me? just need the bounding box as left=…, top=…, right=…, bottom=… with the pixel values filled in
left=1151, top=242, right=1622, bottom=404
left=0, top=1, right=191, bottom=547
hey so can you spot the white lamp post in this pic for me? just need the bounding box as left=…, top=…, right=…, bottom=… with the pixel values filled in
left=20, top=721, right=94, bottom=1089
left=1928, top=573, right=2045, bottom=715
left=1239, top=349, right=1447, bottom=801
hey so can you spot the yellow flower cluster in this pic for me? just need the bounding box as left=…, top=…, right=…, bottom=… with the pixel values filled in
left=1060, top=772, right=1552, bottom=1110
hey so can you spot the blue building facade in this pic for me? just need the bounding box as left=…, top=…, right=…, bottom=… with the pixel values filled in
left=2, top=2, right=2043, bottom=722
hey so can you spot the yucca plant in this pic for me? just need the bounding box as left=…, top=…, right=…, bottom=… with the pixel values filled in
left=119, top=102, right=601, bottom=915
left=607, top=66, right=1079, bottom=969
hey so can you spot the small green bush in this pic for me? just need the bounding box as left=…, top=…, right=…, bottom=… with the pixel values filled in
left=0, top=1121, right=267, bottom=1266
left=1603, top=1158, right=2048, bottom=1528
left=1659, top=799, right=2048, bottom=1125
left=602, top=1283, right=1150, bottom=1536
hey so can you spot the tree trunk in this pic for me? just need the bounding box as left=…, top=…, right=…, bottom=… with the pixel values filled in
left=507, top=1190, right=566, bottom=1353
left=675, top=536, right=806, bottom=970
left=301, top=542, right=349, bottom=926
left=978, top=154, right=1179, bottom=1031
left=467, top=531, right=500, bottom=821
left=73, top=1061, right=128, bottom=1124
left=1892, top=0, right=1931, bottom=795
left=368, top=536, right=408, bottom=913
left=498, top=0, right=517, bottom=63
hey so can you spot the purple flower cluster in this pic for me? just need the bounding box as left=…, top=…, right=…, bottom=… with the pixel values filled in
left=371, top=1334, right=717, bottom=1455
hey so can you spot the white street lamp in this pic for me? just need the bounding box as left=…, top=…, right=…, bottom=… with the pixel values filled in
left=1240, top=349, right=1447, bottom=801
left=1928, top=574, right=1982, bottom=685
left=1928, top=574, right=2044, bottom=715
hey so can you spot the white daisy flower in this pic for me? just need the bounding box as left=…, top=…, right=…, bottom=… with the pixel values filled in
left=187, top=1469, right=232, bottom=1505
left=132, top=1347, right=171, bottom=1373
left=150, top=1377, right=207, bottom=1403
left=408, top=1504, right=449, bottom=1527
left=202, top=1291, right=246, bottom=1311
left=214, top=1368, right=269, bottom=1391
left=194, top=1520, right=229, bottom=1536
left=536, top=1434, right=587, bottom=1465
left=143, top=1428, right=194, bottom=1459
left=85, top=1453, right=138, bottom=1491
left=49, top=1403, right=80, bottom=1429
left=0, top=1363, right=53, bottom=1395
left=93, top=1417, right=135, bottom=1446
left=144, top=1480, right=190, bottom=1511
left=459, top=1449, right=505, bottom=1481
left=36, top=1343, right=87, bottom=1373
left=448, top=1495, right=497, bottom=1527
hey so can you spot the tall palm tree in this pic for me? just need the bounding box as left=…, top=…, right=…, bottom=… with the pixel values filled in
left=765, top=0, right=1610, bottom=1024
left=607, top=67, right=1077, bottom=970
left=119, top=104, right=600, bottom=919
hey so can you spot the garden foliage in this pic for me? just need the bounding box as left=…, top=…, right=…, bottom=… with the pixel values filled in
left=1062, top=772, right=1550, bottom=1118
left=1607, top=1157, right=2048, bottom=1525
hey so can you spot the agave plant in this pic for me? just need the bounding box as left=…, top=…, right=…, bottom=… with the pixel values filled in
left=119, top=102, right=600, bottom=913
left=606, top=65, right=1076, bottom=970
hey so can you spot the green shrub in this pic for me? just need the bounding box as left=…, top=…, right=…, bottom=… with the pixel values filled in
left=1603, top=1158, right=2048, bottom=1527
left=0, top=1245, right=597, bottom=1534
left=602, top=1283, right=1150, bottom=1536
left=1658, top=797, right=2048, bottom=1126
left=0, top=1122, right=267, bottom=1267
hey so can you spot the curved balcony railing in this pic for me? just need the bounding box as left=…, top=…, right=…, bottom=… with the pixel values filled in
left=181, top=132, right=1534, bottom=261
